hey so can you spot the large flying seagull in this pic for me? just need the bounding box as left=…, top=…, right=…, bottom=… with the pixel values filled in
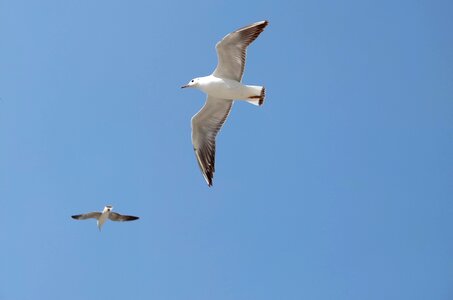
left=182, top=20, right=269, bottom=186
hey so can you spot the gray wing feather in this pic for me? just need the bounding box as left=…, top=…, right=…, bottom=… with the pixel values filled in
left=71, top=212, right=101, bottom=220
left=191, top=96, right=233, bottom=186
left=213, top=20, right=268, bottom=81
left=108, top=212, right=139, bottom=222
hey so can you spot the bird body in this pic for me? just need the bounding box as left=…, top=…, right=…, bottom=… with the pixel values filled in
left=96, top=207, right=110, bottom=230
left=194, top=75, right=263, bottom=103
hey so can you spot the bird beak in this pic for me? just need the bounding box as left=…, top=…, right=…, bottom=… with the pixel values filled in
left=181, top=85, right=188, bottom=89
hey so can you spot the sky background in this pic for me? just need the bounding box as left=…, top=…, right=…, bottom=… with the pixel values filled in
left=0, top=0, right=452, bottom=299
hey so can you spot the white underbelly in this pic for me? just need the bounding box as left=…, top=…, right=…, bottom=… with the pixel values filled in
left=202, top=78, right=250, bottom=100
left=98, top=214, right=108, bottom=228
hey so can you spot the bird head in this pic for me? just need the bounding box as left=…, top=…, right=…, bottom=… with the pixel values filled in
left=181, top=78, right=200, bottom=89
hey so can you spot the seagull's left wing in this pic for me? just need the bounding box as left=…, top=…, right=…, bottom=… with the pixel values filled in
left=108, top=212, right=139, bottom=222
left=191, top=96, right=233, bottom=186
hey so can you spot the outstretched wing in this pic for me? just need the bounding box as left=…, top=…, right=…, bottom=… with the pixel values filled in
left=108, top=212, right=139, bottom=222
left=213, top=20, right=268, bottom=81
left=71, top=212, right=101, bottom=220
left=191, top=96, right=233, bottom=186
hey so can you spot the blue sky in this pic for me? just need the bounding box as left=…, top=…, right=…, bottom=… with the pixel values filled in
left=1, top=0, right=452, bottom=299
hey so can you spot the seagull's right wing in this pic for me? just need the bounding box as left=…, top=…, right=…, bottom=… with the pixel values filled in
left=213, top=20, right=268, bottom=81
left=108, top=212, right=139, bottom=222
left=191, top=96, right=233, bottom=186
left=71, top=212, right=101, bottom=220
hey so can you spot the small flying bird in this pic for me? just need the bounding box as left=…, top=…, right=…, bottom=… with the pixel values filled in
left=182, top=20, right=269, bottom=187
left=71, top=205, right=139, bottom=231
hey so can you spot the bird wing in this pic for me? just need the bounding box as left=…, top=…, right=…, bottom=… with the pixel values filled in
left=212, top=20, right=268, bottom=81
left=108, top=212, right=139, bottom=222
left=71, top=212, right=101, bottom=220
left=191, top=96, right=233, bottom=186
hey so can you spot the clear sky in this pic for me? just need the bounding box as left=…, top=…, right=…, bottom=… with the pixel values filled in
left=0, top=0, right=452, bottom=299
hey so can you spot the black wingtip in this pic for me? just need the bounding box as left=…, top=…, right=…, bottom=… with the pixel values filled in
left=205, top=171, right=214, bottom=187
left=71, top=215, right=78, bottom=219
left=122, top=215, right=139, bottom=221
left=258, top=20, right=269, bottom=30
left=205, top=177, right=213, bottom=187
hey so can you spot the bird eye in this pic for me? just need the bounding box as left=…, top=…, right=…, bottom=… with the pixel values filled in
left=191, top=80, right=194, bottom=83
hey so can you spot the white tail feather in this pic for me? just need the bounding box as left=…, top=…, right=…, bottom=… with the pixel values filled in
left=246, top=99, right=261, bottom=106
left=245, top=85, right=265, bottom=106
